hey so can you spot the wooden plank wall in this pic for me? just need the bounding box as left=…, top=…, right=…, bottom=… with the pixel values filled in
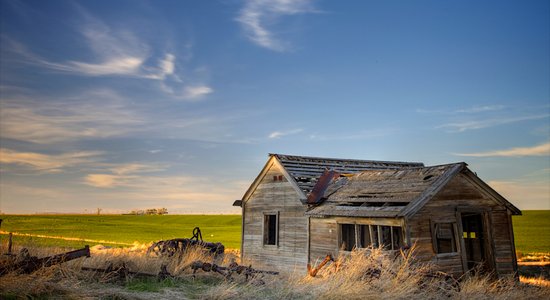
left=491, top=210, right=517, bottom=275
left=309, top=218, right=338, bottom=261
left=407, top=174, right=517, bottom=277
left=242, top=163, right=308, bottom=270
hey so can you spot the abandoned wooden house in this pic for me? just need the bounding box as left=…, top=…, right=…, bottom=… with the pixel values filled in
left=234, top=153, right=521, bottom=277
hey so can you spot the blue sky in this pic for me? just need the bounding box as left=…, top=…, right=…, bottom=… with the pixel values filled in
left=0, top=0, right=548, bottom=214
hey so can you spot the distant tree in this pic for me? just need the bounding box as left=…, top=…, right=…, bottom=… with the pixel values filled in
left=157, top=208, right=168, bottom=215
left=97, top=208, right=102, bottom=215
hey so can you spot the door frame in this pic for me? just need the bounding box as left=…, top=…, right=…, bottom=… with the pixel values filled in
left=455, top=208, right=495, bottom=274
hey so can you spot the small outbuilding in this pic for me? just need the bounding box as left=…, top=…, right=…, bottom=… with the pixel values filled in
left=235, top=154, right=521, bottom=277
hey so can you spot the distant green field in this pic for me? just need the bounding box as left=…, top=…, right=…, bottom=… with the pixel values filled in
left=0, top=215, right=241, bottom=250
left=0, top=211, right=548, bottom=255
left=512, top=210, right=550, bottom=254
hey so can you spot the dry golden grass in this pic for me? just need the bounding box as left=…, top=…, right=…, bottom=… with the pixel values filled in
left=520, top=276, right=550, bottom=287
left=1, top=243, right=549, bottom=299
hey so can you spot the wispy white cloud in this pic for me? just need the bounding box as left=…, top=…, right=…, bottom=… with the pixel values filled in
left=0, top=89, right=144, bottom=143
left=84, top=173, right=243, bottom=207
left=268, top=128, right=303, bottom=139
left=1, top=173, right=244, bottom=214
left=417, top=105, right=507, bottom=115
left=0, top=148, right=103, bottom=173
left=145, top=53, right=178, bottom=80
left=83, top=162, right=166, bottom=188
left=1, top=9, right=213, bottom=100
left=454, top=141, right=550, bottom=157
left=109, top=163, right=165, bottom=175
left=183, top=85, right=214, bottom=99
left=1, top=20, right=148, bottom=77
left=416, top=104, right=549, bottom=132
left=0, top=87, right=256, bottom=145
left=237, top=0, right=317, bottom=51
left=67, top=57, right=144, bottom=76
left=437, top=114, right=549, bottom=132
left=454, top=105, right=506, bottom=113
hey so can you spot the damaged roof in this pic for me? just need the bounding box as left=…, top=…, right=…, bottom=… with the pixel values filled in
left=306, top=163, right=521, bottom=218
left=272, top=153, right=424, bottom=196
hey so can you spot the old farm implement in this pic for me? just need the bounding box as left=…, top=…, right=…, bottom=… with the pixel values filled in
left=147, top=227, right=225, bottom=257
left=0, top=246, right=90, bottom=276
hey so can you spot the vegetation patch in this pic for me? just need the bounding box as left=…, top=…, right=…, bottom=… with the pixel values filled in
left=513, top=210, right=550, bottom=256
left=1, top=243, right=549, bottom=299
left=125, top=277, right=179, bottom=292
left=0, top=214, right=242, bottom=249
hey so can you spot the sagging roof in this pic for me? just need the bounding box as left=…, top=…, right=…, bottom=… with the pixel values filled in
left=272, top=153, right=424, bottom=196
left=306, top=163, right=521, bottom=218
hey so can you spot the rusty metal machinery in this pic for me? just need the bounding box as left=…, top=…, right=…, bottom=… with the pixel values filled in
left=147, top=227, right=224, bottom=257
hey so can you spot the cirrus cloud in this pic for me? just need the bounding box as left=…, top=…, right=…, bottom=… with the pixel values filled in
left=454, top=141, right=550, bottom=157
left=0, top=148, right=103, bottom=173
left=237, top=0, right=318, bottom=51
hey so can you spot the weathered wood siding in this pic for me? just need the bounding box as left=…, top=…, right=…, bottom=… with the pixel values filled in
left=491, top=210, right=517, bottom=275
left=242, top=163, right=308, bottom=270
left=407, top=174, right=517, bottom=277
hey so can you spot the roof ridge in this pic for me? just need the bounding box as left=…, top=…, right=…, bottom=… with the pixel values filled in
left=270, top=153, right=424, bottom=166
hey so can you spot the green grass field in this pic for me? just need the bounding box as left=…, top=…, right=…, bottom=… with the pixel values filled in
left=512, top=210, right=550, bottom=254
left=0, top=214, right=241, bottom=249
left=0, top=211, right=548, bottom=255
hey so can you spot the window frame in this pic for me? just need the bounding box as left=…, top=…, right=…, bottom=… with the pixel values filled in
left=338, top=223, right=403, bottom=251
left=263, top=211, right=279, bottom=246
left=431, top=221, right=459, bottom=257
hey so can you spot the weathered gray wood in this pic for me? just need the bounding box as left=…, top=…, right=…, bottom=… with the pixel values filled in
left=242, top=162, right=309, bottom=270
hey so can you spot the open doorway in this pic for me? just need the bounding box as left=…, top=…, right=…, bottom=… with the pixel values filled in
left=461, top=213, right=487, bottom=271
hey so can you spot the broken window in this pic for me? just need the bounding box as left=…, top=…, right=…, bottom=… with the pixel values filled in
left=380, top=226, right=392, bottom=250
left=433, top=222, right=457, bottom=254
left=359, top=225, right=371, bottom=248
left=391, top=226, right=402, bottom=250
left=263, top=213, right=278, bottom=245
left=371, top=225, right=379, bottom=248
left=341, top=224, right=402, bottom=251
left=340, top=224, right=356, bottom=251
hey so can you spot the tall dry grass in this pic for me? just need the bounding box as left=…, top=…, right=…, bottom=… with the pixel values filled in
left=198, top=247, right=550, bottom=300
left=1, top=243, right=549, bottom=299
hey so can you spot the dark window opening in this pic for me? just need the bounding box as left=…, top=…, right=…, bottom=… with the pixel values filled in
left=341, top=224, right=402, bottom=251
left=263, top=214, right=278, bottom=245
left=380, top=226, right=392, bottom=250
left=372, top=225, right=380, bottom=248
left=359, top=225, right=371, bottom=248
left=272, top=175, right=284, bottom=182
left=340, top=224, right=356, bottom=251
left=391, top=226, right=402, bottom=250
